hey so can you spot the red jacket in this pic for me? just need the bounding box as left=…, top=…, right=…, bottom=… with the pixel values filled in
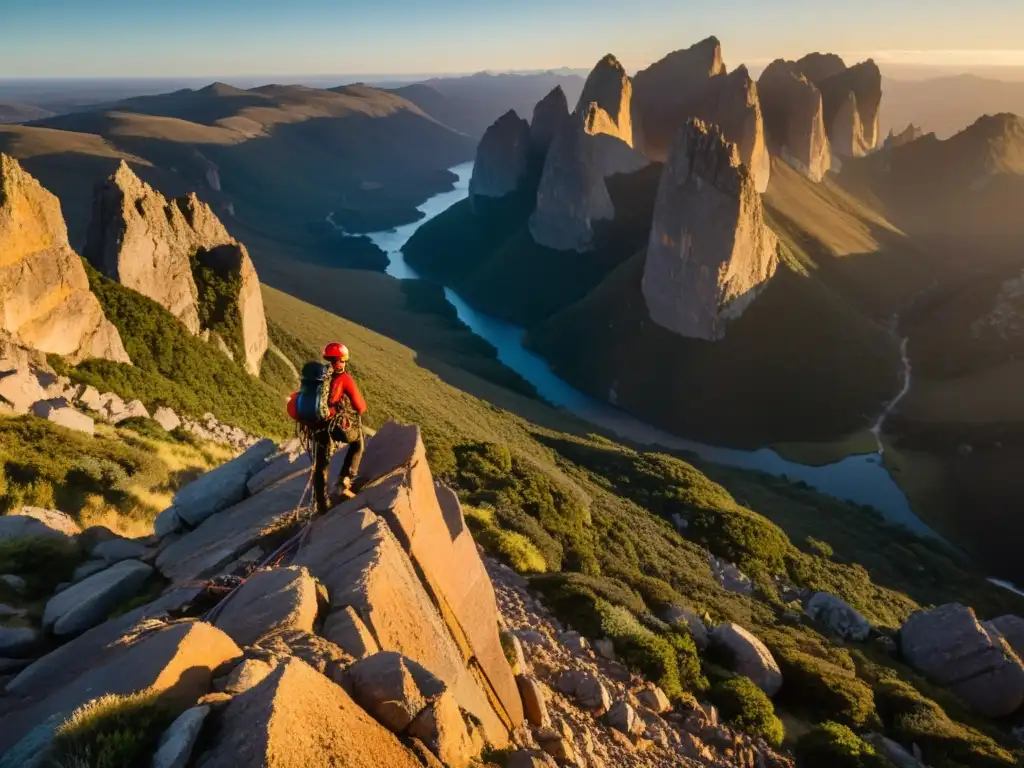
left=328, top=371, right=366, bottom=417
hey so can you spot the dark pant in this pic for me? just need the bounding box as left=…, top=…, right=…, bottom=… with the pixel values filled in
left=312, top=425, right=365, bottom=514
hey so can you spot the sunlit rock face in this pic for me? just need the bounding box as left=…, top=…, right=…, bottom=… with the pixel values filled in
left=642, top=120, right=778, bottom=341
left=469, top=109, right=532, bottom=206
left=795, top=55, right=882, bottom=158
left=758, top=59, right=832, bottom=182
left=631, top=38, right=769, bottom=192
left=0, top=154, right=129, bottom=364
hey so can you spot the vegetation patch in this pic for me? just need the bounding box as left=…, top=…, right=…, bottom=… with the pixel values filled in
left=0, top=536, right=83, bottom=599
left=47, top=692, right=175, bottom=768
left=192, top=247, right=245, bottom=362
left=794, top=722, right=888, bottom=768
left=707, top=677, right=785, bottom=747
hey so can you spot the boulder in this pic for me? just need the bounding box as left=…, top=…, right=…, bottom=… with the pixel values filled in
left=901, top=603, right=1024, bottom=717
left=339, top=422, right=523, bottom=731
left=607, top=699, right=643, bottom=735
left=508, top=749, right=558, bottom=768
left=151, top=705, right=210, bottom=768
left=536, top=728, right=579, bottom=764
left=0, top=506, right=81, bottom=540
left=196, top=657, right=422, bottom=768
left=71, top=559, right=109, bottom=583
left=0, top=621, right=240, bottom=762
left=5, top=586, right=202, bottom=697
left=246, top=449, right=311, bottom=496
left=108, top=398, right=149, bottom=424
left=632, top=37, right=726, bottom=161
left=156, top=467, right=316, bottom=586
left=805, top=592, right=871, bottom=641
left=213, top=566, right=320, bottom=647
left=0, top=154, right=129, bottom=364
left=758, top=59, right=832, bottom=182
left=153, top=406, right=182, bottom=432
left=170, top=438, right=277, bottom=528
left=986, top=615, right=1024, bottom=659
left=558, top=630, right=589, bottom=653
left=30, top=398, right=95, bottom=435
left=636, top=684, right=671, bottom=713
left=407, top=689, right=477, bottom=768
left=662, top=605, right=709, bottom=650
left=92, top=536, right=149, bottom=564
left=594, top=637, right=617, bottom=660
left=517, top=674, right=550, bottom=727
left=573, top=673, right=612, bottom=713
left=470, top=110, right=532, bottom=205
left=710, top=622, right=783, bottom=696
left=345, top=650, right=444, bottom=732
left=42, top=559, right=153, bottom=637
left=528, top=114, right=614, bottom=252
left=321, top=604, right=379, bottom=660
left=291, top=506, right=510, bottom=746
left=530, top=86, right=569, bottom=159
left=0, top=574, right=26, bottom=593
left=0, top=627, right=40, bottom=657
left=0, top=368, right=48, bottom=414
left=641, top=119, right=778, bottom=341
left=76, top=385, right=103, bottom=412
left=255, top=629, right=353, bottom=678
left=218, top=657, right=276, bottom=695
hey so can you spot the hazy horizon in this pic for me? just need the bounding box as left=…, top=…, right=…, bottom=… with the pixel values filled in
left=3, top=0, right=1024, bottom=79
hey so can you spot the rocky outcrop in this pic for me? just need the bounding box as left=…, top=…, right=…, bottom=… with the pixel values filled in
left=794, top=52, right=847, bottom=84
left=42, top=559, right=153, bottom=638
left=986, top=614, right=1024, bottom=659
left=807, top=59, right=883, bottom=157
left=528, top=114, right=614, bottom=252
left=710, top=622, right=783, bottom=696
left=84, top=161, right=267, bottom=374
left=0, top=507, right=80, bottom=541
left=901, top=603, right=1024, bottom=717
left=530, top=86, right=569, bottom=159
left=213, top=566, right=320, bottom=647
left=641, top=119, right=778, bottom=340
left=631, top=37, right=726, bottom=160
left=695, top=66, right=770, bottom=193
left=758, top=59, right=832, bottom=182
left=469, top=110, right=532, bottom=206
left=805, top=592, right=871, bottom=641
left=575, top=54, right=633, bottom=148
left=0, top=155, right=129, bottom=364
left=885, top=123, right=924, bottom=150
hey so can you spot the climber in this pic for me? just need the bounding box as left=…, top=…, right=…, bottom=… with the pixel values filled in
left=289, top=341, right=366, bottom=513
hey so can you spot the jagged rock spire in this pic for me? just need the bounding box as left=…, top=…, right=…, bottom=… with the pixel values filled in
left=758, top=59, right=832, bottom=182
left=468, top=109, right=531, bottom=206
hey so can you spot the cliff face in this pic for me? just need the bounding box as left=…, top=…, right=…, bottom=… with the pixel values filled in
left=631, top=36, right=726, bottom=160
left=794, top=52, right=847, bottom=84
left=84, top=162, right=267, bottom=375
left=528, top=113, right=615, bottom=252
left=469, top=110, right=532, bottom=205
left=641, top=120, right=778, bottom=340
left=529, top=85, right=569, bottom=160
left=808, top=58, right=883, bottom=157
left=0, top=154, right=129, bottom=364
left=575, top=54, right=634, bottom=147
left=758, top=59, right=832, bottom=182
left=631, top=39, right=769, bottom=192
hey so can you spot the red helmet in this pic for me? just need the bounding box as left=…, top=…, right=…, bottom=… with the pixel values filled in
left=322, top=342, right=350, bottom=361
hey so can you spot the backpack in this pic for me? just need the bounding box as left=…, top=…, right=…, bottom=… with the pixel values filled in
left=294, top=362, right=333, bottom=424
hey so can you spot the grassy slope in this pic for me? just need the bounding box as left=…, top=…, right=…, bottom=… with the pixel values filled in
left=263, top=284, right=1023, bottom=766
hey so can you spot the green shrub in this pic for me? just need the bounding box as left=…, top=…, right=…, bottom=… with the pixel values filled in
left=48, top=692, right=175, bottom=768
left=192, top=250, right=245, bottom=362
left=688, top=504, right=791, bottom=577
left=774, top=647, right=879, bottom=728
left=795, top=722, right=888, bottom=768
left=466, top=505, right=547, bottom=573
left=708, top=677, right=785, bottom=747
left=64, top=261, right=289, bottom=438
left=0, top=536, right=83, bottom=599
left=874, top=678, right=1017, bottom=768
left=804, top=536, right=834, bottom=559
left=113, top=417, right=171, bottom=442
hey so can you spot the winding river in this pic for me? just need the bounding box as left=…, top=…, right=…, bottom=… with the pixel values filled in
left=363, top=162, right=940, bottom=540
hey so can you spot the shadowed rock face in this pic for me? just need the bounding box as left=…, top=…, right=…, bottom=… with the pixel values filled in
left=0, top=154, right=129, bottom=364
left=803, top=58, right=883, bottom=157
left=758, top=59, right=832, bottom=182
left=530, top=86, right=569, bottom=159
left=695, top=66, right=770, bottom=193
left=632, top=37, right=726, bottom=160
left=795, top=52, right=847, bottom=84
left=469, top=110, right=531, bottom=206
left=84, top=161, right=267, bottom=374
left=641, top=120, right=778, bottom=341
left=528, top=114, right=615, bottom=252
left=884, top=123, right=924, bottom=150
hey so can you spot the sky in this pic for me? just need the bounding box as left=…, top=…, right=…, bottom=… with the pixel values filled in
left=3, top=0, right=1024, bottom=79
